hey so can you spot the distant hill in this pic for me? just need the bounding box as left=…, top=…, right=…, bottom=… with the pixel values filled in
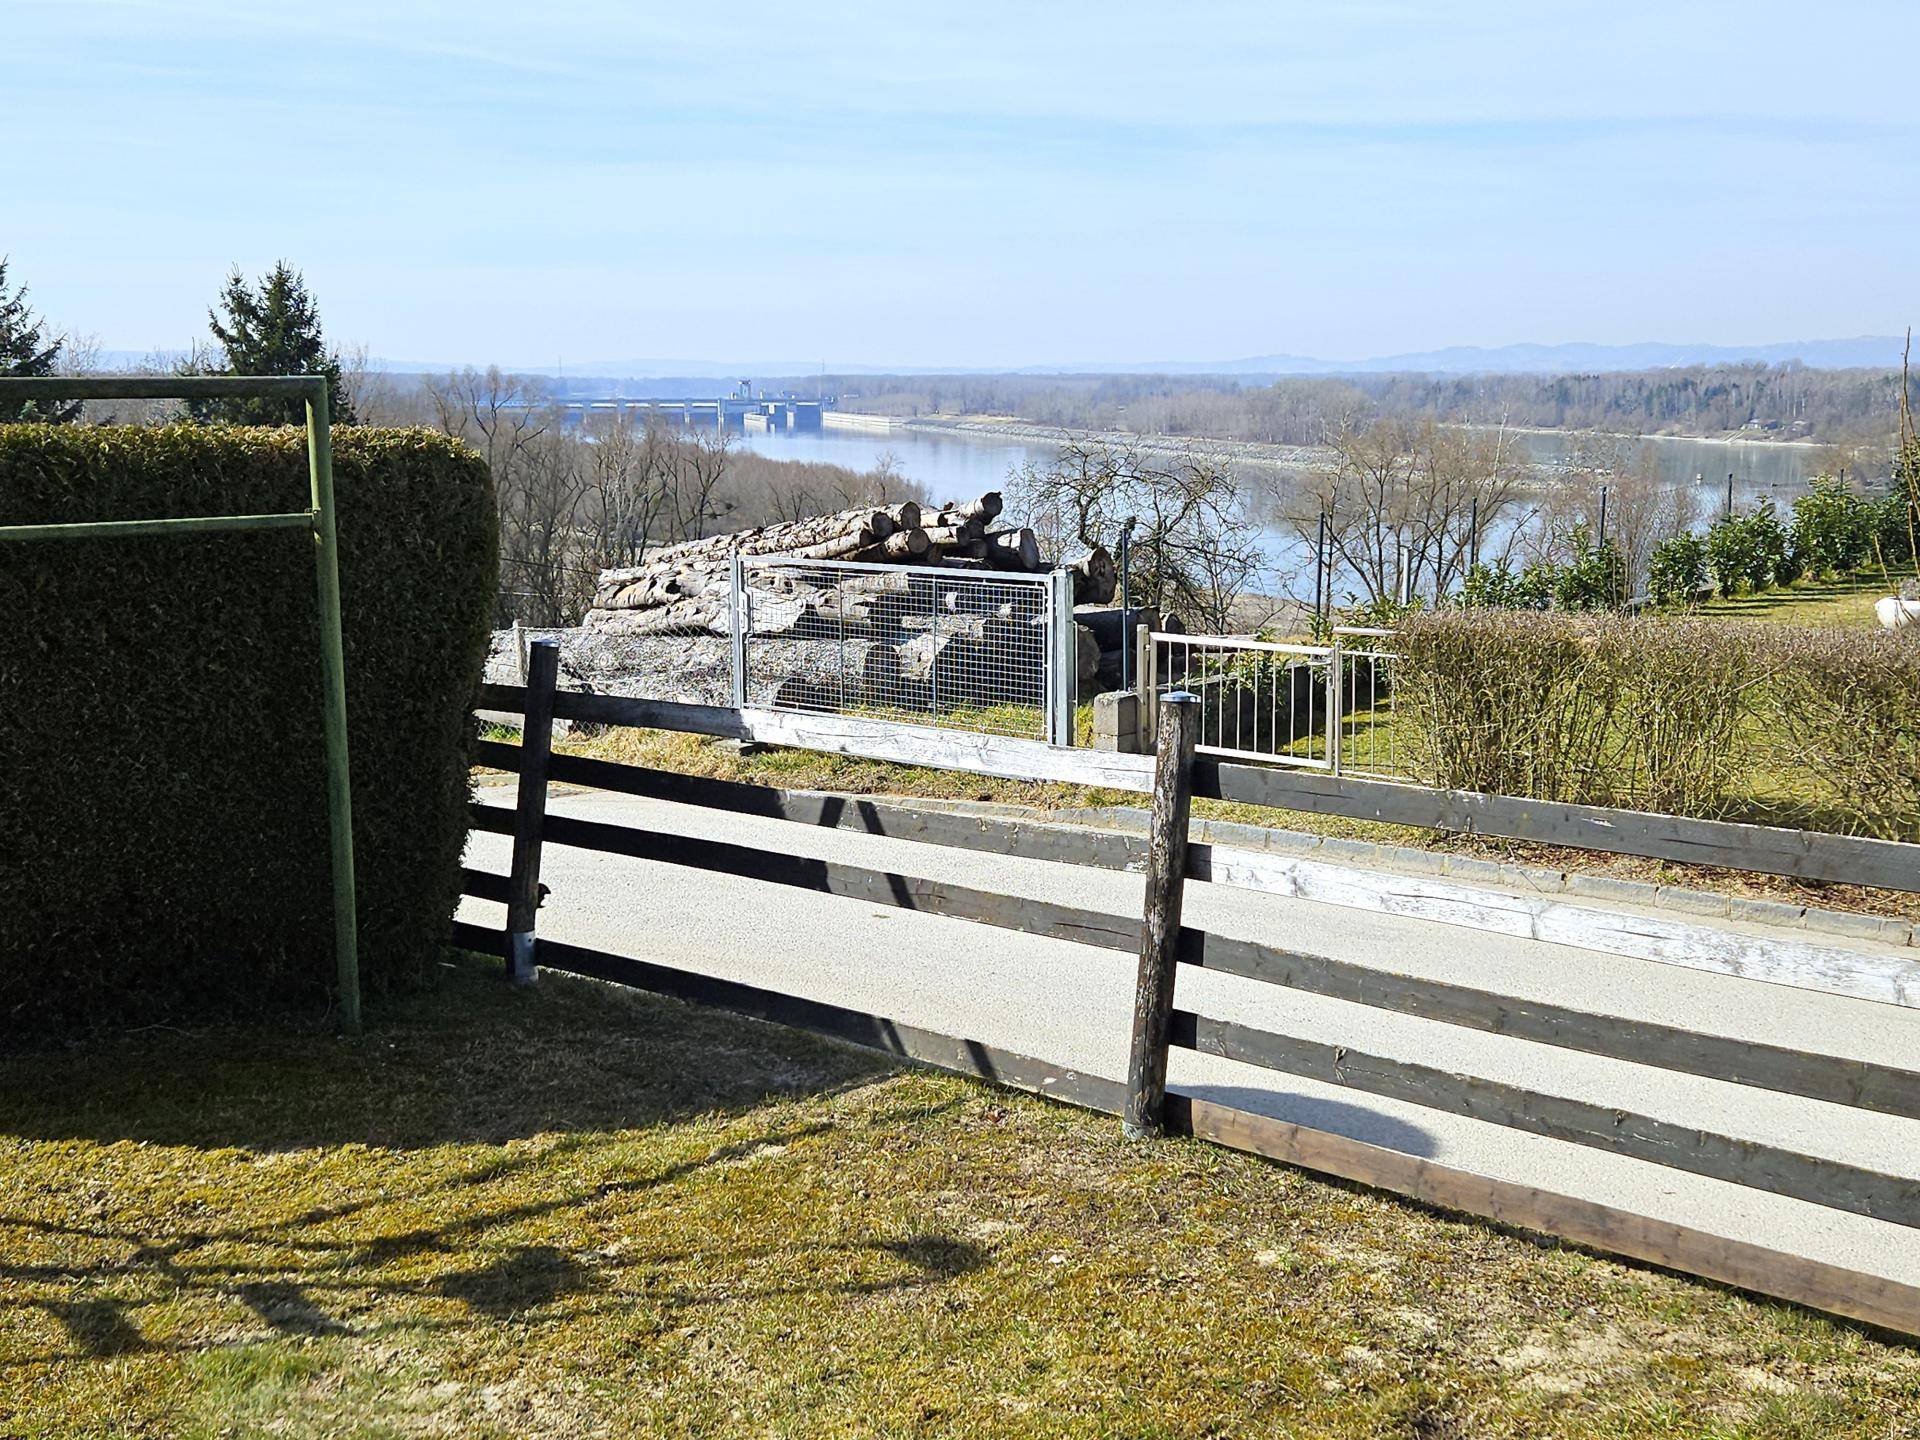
left=1039, top=337, right=1911, bottom=377
left=538, top=336, right=1914, bottom=381
left=99, top=336, right=1911, bottom=384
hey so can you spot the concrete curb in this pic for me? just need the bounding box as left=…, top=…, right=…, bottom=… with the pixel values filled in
left=882, top=794, right=1918, bottom=952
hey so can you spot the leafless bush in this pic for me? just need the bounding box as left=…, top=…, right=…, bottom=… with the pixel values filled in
left=1395, top=610, right=1624, bottom=802
left=1395, top=611, right=1766, bottom=815
left=1764, top=628, right=1920, bottom=840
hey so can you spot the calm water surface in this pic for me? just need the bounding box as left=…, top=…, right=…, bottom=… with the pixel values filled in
left=732, top=422, right=1834, bottom=603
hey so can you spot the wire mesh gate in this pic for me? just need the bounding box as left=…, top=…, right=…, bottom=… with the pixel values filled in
left=1143, top=625, right=1406, bottom=779
left=732, top=555, right=1075, bottom=744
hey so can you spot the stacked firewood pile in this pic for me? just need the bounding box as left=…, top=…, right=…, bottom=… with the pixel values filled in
left=581, top=491, right=1116, bottom=640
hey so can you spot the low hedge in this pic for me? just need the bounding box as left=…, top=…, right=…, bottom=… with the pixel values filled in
left=0, top=424, right=497, bottom=1029
left=1394, top=610, right=1920, bottom=838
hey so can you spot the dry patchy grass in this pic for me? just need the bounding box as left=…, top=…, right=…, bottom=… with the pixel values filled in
left=3, top=958, right=1918, bottom=1438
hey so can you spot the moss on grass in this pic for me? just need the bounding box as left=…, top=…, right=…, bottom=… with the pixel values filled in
left=3, top=957, right=1918, bottom=1438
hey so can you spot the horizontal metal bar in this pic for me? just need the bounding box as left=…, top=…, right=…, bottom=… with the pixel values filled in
left=0, top=374, right=325, bottom=402
left=0, top=510, right=315, bottom=542
left=745, top=553, right=1049, bottom=584
left=1151, top=631, right=1326, bottom=657
left=1332, top=625, right=1395, bottom=638
left=1194, top=742, right=1333, bottom=768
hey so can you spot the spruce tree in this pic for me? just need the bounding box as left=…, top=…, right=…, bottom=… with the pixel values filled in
left=0, top=257, right=79, bottom=423
left=186, top=262, right=356, bottom=425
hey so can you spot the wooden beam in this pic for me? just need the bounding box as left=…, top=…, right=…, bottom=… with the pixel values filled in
left=1125, top=694, right=1198, bottom=1140
left=535, top=809, right=1141, bottom=954
left=534, top=938, right=1126, bottom=1114
left=441, top=917, right=1920, bottom=1336
left=470, top=801, right=514, bottom=835
left=1196, top=760, right=1920, bottom=894
left=1193, top=845, right=1920, bottom=1009
left=540, top=749, right=1151, bottom=873
left=504, top=642, right=559, bottom=984
left=1171, top=1011, right=1920, bottom=1229
left=459, top=867, right=511, bottom=904
left=1166, top=1094, right=1920, bottom=1339
left=449, top=919, right=509, bottom=957
left=475, top=683, right=1156, bottom=791
left=1184, top=930, right=1920, bottom=1122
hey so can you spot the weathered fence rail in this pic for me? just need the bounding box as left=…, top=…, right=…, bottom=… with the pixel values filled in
left=461, top=643, right=1920, bottom=1336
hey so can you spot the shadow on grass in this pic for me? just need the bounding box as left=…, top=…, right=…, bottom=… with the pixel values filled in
left=0, top=955, right=994, bottom=1374
left=0, top=954, right=893, bottom=1152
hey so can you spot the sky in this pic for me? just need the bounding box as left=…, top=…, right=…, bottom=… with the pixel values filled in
left=6, top=0, right=1918, bottom=370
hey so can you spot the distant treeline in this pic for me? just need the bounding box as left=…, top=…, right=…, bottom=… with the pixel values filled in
left=812, top=363, right=1920, bottom=451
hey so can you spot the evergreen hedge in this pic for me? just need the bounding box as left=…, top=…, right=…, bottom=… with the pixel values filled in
left=0, top=424, right=497, bottom=1029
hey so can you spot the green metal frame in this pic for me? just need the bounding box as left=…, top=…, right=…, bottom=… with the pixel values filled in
left=0, top=374, right=361, bottom=1032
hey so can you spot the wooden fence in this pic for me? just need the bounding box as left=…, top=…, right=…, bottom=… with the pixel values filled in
left=460, top=641, right=1920, bottom=1337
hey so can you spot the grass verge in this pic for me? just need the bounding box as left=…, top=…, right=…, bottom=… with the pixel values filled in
left=3, top=956, right=1917, bottom=1438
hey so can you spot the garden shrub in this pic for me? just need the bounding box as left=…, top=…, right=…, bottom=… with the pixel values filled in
left=1549, top=525, right=1628, bottom=612
left=1791, top=477, right=1877, bottom=578
left=1391, top=610, right=1920, bottom=829
left=1704, top=513, right=1758, bottom=597
left=1395, top=609, right=1625, bottom=802
left=0, top=424, right=497, bottom=1029
left=1647, top=532, right=1708, bottom=607
left=1766, top=628, right=1920, bottom=841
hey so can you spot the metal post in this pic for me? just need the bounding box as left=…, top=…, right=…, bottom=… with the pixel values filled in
left=1598, top=484, right=1609, bottom=549
left=1726, top=472, right=1736, bottom=521
left=506, top=639, right=559, bottom=985
left=1048, top=566, right=1076, bottom=747
left=1468, top=498, right=1480, bottom=573
left=304, top=386, right=361, bottom=1034
left=1326, top=632, right=1344, bottom=776
left=1123, top=691, right=1198, bottom=1141
left=1314, top=510, right=1329, bottom=622
left=728, top=550, right=748, bottom=711
left=1118, top=518, right=1136, bottom=693
left=1136, top=622, right=1156, bottom=750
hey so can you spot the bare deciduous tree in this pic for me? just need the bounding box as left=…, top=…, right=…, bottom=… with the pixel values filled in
left=1009, top=435, right=1266, bottom=628
left=1292, top=418, right=1525, bottom=607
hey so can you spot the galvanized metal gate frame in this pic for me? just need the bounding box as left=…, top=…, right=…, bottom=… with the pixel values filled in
left=0, top=375, right=361, bottom=1031
left=727, top=552, right=1079, bottom=747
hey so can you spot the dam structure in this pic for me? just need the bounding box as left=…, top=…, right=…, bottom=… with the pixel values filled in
left=554, top=396, right=827, bottom=433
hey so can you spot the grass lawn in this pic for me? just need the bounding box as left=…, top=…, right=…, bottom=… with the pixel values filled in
left=5, top=957, right=1919, bottom=1438
left=1698, top=569, right=1897, bottom=629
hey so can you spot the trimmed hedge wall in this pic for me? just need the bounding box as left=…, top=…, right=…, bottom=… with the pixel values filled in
left=0, top=424, right=497, bottom=1029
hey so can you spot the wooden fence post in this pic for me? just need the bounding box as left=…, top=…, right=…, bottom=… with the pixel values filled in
left=1124, top=691, right=1198, bottom=1139
left=505, top=638, right=558, bottom=985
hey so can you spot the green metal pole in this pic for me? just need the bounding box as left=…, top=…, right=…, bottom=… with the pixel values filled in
left=0, top=511, right=315, bottom=543
left=305, top=384, right=362, bottom=1033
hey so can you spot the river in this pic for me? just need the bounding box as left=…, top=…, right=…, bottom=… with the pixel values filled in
left=727, top=418, right=1831, bottom=603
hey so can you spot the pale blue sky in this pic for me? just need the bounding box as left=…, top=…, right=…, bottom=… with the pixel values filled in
left=6, top=1, right=1916, bottom=368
